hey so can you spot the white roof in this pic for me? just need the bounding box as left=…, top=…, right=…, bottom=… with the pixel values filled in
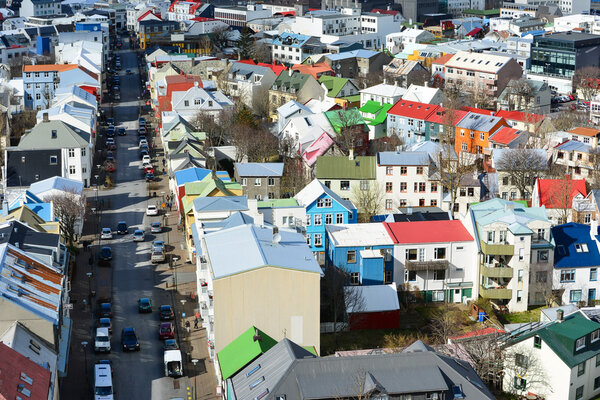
left=359, top=83, right=406, bottom=98
left=326, top=223, right=394, bottom=247
left=360, top=249, right=383, bottom=258
left=295, top=179, right=355, bottom=212
left=346, top=283, right=400, bottom=313
left=402, top=84, right=441, bottom=104
left=445, top=50, right=513, bottom=74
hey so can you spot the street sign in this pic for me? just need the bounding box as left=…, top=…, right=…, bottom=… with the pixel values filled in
left=65, top=304, right=74, bottom=310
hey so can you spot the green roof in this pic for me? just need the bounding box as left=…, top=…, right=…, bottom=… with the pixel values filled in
left=341, top=94, right=361, bottom=103
left=463, top=8, right=500, bottom=15
left=361, top=102, right=393, bottom=127
left=359, top=100, right=384, bottom=115
left=318, top=75, right=349, bottom=98
left=273, top=71, right=311, bottom=91
left=217, top=326, right=277, bottom=380
left=257, top=199, right=299, bottom=208
left=516, top=313, right=600, bottom=368
left=324, top=108, right=368, bottom=135
left=316, top=156, right=376, bottom=180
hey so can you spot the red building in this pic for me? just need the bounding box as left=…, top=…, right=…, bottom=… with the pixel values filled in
left=0, top=342, right=52, bottom=400
left=347, top=283, right=400, bottom=330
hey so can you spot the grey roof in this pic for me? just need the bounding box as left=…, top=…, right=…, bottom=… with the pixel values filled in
left=457, top=112, right=503, bottom=131
left=193, top=195, right=248, bottom=213
left=0, top=220, right=61, bottom=261
left=235, top=163, right=284, bottom=177
left=258, top=340, right=495, bottom=399
left=16, top=120, right=88, bottom=150
left=376, top=151, right=432, bottom=166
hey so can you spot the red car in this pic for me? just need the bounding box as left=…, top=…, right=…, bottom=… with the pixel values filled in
left=144, top=166, right=154, bottom=175
left=104, top=162, right=116, bottom=172
left=159, top=322, right=174, bottom=340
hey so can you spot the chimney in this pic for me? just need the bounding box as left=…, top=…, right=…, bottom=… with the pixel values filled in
left=288, top=68, right=293, bottom=77
left=349, top=149, right=354, bottom=160
left=491, top=111, right=495, bottom=116
left=43, top=112, right=49, bottom=122
left=194, top=81, right=199, bottom=87
left=556, top=309, right=564, bottom=322
left=407, top=205, right=412, bottom=215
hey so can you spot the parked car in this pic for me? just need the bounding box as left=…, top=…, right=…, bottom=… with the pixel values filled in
left=117, top=221, right=128, bottom=234
left=145, top=173, right=155, bottom=182
left=144, top=166, right=155, bottom=175
left=99, top=303, right=113, bottom=318
left=96, top=359, right=113, bottom=375
left=159, top=322, right=174, bottom=340
left=163, top=339, right=179, bottom=351
left=151, top=249, right=165, bottom=263
left=106, top=126, right=115, bottom=137
left=146, top=205, right=158, bottom=216
left=101, top=228, right=113, bottom=240
left=139, top=117, right=146, bottom=126
left=121, top=327, right=140, bottom=351
left=141, top=162, right=152, bottom=171
left=104, top=162, right=116, bottom=173
left=132, top=230, right=145, bottom=242
left=159, top=305, right=174, bottom=321
left=138, top=298, right=152, bottom=313
left=140, top=144, right=149, bottom=152
left=138, top=126, right=146, bottom=136
left=99, top=247, right=112, bottom=261
left=117, top=127, right=126, bottom=136
left=138, top=135, right=147, bottom=143
left=142, top=154, right=151, bottom=164
left=106, top=151, right=115, bottom=162
left=139, top=139, right=148, bottom=147
left=94, top=327, right=111, bottom=353
left=152, top=240, right=165, bottom=252
left=106, top=118, right=114, bottom=126
left=151, top=222, right=162, bottom=233
left=99, top=317, right=112, bottom=334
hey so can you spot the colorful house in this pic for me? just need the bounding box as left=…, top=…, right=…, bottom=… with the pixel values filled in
left=387, top=99, right=440, bottom=144
left=295, top=179, right=357, bottom=263
left=359, top=101, right=393, bottom=139
left=532, top=177, right=587, bottom=225
left=454, top=112, right=509, bottom=155
left=318, top=75, right=360, bottom=108
left=324, top=108, right=370, bottom=156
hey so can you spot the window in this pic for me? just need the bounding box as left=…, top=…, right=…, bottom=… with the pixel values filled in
left=360, top=180, right=369, bottom=191
left=350, top=272, right=360, bottom=285
left=576, top=243, right=590, bottom=253
left=433, top=290, right=444, bottom=302
left=406, top=249, right=418, bottom=261
left=254, top=178, right=261, bottom=186
left=314, top=214, right=322, bottom=225
left=68, top=148, right=75, bottom=157
left=537, top=250, right=549, bottom=263
left=325, top=214, right=332, bottom=224
left=585, top=213, right=592, bottom=224
left=340, top=181, right=350, bottom=191
left=593, top=329, right=600, bottom=343
left=241, top=178, right=247, bottom=186
left=535, top=271, right=547, bottom=283
left=417, top=182, right=426, bottom=192
left=416, top=166, right=423, bottom=174
left=595, top=377, right=600, bottom=390
left=305, top=215, right=311, bottom=226
left=313, top=233, right=322, bottom=247
left=336, top=213, right=344, bottom=224
left=518, top=269, right=524, bottom=282
left=268, top=178, right=275, bottom=186
left=400, top=182, right=407, bottom=192
left=386, top=166, right=393, bottom=175
left=517, top=290, right=523, bottom=302
left=571, top=290, right=583, bottom=303
left=347, top=250, right=356, bottom=263
left=405, top=270, right=416, bottom=282
left=49, top=156, right=57, bottom=165
left=324, top=180, right=331, bottom=188
left=316, top=198, right=332, bottom=208
left=576, top=385, right=584, bottom=400
left=534, top=336, right=542, bottom=349
left=480, top=132, right=485, bottom=140
left=81, top=148, right=86, bottom=157
left=592, top=268, right=598, bottom=282
left=431, top=182, right=438, bottom=192
left=515, top=353, right=528, bottom=368
left=597, top=354, right=600, bottom=367
left=385, top=199, right=393, bottom=210
left=400, top=166, right=407, bottom=175
left=537, top=229, right=545, bottom=241
left=385, top=182, right=392, bottom=192
left=561, top=269, right=575, bottom=282
left=69, top=166, right=76, bottom=175
left=434, top=248, right=446, bottom=259
left=433, top=270, right=445, bottom=280
left=461, top=143, right=468, bottom=151
left=384, top=270, right=392, bottom=284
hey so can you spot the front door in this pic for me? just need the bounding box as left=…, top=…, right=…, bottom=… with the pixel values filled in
left=589, top=289, right=597, bottom=305
left=454, top=289, right=461, bottom=303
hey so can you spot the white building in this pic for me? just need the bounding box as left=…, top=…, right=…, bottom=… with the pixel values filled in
left=213, top=4, right=271, bottom=28
left=19, top=0, right=61, bottom=18
left=359, top=83, right=406, bottom=107
left=385, top=29, right=435, bottom=54
left=167, top=1, right=204, bottom=22
left=171, top=83, right=234, bottom=123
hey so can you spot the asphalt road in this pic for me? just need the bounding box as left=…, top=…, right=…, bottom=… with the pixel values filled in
left=94, top=37, right=175, bottom=399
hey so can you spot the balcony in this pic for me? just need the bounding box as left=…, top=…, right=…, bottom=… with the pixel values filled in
left=482, top=265, right=514, bottom=278
left=480, top=286, right=512, bottom=300
left=480, top=241, right=514, bottom=256
left=406, top=259, right=449, bottom=271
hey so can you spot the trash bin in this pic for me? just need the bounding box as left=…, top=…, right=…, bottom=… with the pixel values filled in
left=478, top=311, right=485, bottom=322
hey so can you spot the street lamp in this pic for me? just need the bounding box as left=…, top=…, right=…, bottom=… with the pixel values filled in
left=191, top=359, right=199, bottom=399
left=81, top=341, right=89, bottom=396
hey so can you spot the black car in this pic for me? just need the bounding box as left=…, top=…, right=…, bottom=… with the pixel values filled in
left=117, top=221, right=128, bottom=234
left=99, top=303, right=112, bottom=318
left=140, top=149, right=149, bottom=159
left=121, top=327, right=140, bottom=351
left=99, top=246, right=112, bottom=261
left=106, top=117, right=114, bottom=126
left=159, top=305, right=174, bottom=321
left=117, top=127, right=126, bottom=136
left=106, top=126, right=115, bottom=137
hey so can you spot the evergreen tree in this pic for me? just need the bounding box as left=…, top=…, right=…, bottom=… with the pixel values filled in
left=237, top=26, right=254, bottom=60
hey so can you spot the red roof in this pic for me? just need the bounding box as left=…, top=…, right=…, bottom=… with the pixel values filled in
left=384, top=220, right=474, bottom=244
left=568, top=127, right=600, bottom=137
left=165, top=74, right=203, bottom=86
left=137, top=10, right=161, bottom=22
left=431, top=53, right=453, bottom=65
left=449, top=327, right=505, bottom=341
left=489, top=126, right=521, bottom=145
left=237, top=60, right=287, bottom=76
left=462, top=106, right=494, bottom=116
left=0, top=343, right=52, bottom=400
left=388, top=99, right=439, bottom=120
left=536, top=177, right=587, bottom=209
left=496, top=110, right=544, bottom=124
left=371, top=8, right=400, bottom=16
left=466, top=27, right=482, bottom=37
left=190, top=16, right=215, bottom=22
left=274, top=10, right=295, bottom=16
left=425, top=107, right=468, bottom=125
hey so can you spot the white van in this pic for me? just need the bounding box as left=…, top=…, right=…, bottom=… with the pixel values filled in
left=94, top=364, right=114, bottom=400
left=94, top=327, right=111, bottom=353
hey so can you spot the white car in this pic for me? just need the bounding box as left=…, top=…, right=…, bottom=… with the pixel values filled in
left=139, top=139, right=148, bottom=148
left=142, top=155, right=151, bottom=164
left=100, top=228, right=113, bottom=240
left=146, top=205, right=159, bottom=216
left=94, top=327, right=111, bottom=353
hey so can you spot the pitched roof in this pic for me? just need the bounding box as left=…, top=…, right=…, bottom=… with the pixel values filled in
left=235, top=163, right=284, bottom=177
left=346, top=283, right=399, bottom=313
left=292, top=62, right=333, bottom=79
left=496, top=109, right=544, bottom=123
left=16, top=120, right=89, bottom=149
left=536, top=177, right=587, bottom=209
left=555, top=140, right=593, bottom=153
left=22, top=64, right=78, bottom=73
left=193, top=196, right=248, bottom=213
left=376, top=151, right=431, bottom=166
left=488, top=126, right=522, bottom=145
left=387, top=99, right=439, bottom=120
left=432, top=53, right=454, bottom=65
left=384, top=220, right=473, bottom=244
left=294, top=179, right=356, bottom=212
left=323, top=108, right=367, bottom=135
left=0, top=342, right=52, bottom=400
left=552, top=223, right=600, bottom=268
left=315, top=156, right=375, bottom=180
left=217, top=326, right=278, bottom=380
left=326, top=223, right=394, bottom=247
left=401, top=84, right=441, bottom=104
left=425, top=108, right=468, bottom=125
left=204, top=224, right=322, bottom=279
left=29, top=176, right=83, bottom=197
left=237, top=59, right=287, bottom=76
left=272, top=70, right=313, bottom=91
left=445, top=50, right=514, bottom=73
left=470, top=199, right=550, bottom=232
left=568, top=127, right=600, bottom=137
left=318, top=75, right=350, bottom=97
left=456, top=112, right=504, bottom=132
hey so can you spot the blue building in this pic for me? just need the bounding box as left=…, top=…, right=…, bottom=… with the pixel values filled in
left=325, top=223, right=395, bottom=285
left=295, top=179, right=357, bottom=262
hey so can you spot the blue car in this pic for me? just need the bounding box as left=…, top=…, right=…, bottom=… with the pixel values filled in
left=99, top=246, right=112, bottom=261
left=145, top=173, right=154, bottom=182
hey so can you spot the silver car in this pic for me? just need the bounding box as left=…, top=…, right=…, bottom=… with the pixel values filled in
left=132, top=230, right=145, bottom=242
left=100, top=228, right=113, bottom=240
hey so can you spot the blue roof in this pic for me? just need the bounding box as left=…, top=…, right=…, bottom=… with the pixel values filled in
left=555, top=140, right=592, bottom=153
left=202, top=211, right=254, bottom=231
left=204, top=224, right=322, bottom=279
left=193, top=196, right=248, bottom=213
left=25, top=203, right=53, bottom=222
left=190, top=222, right=202, bottom=257
left=29, top=176, right=84, bottom=196
left=552, top=223, right=600, bottom=268
left=235, top=163, right=284, bottom=177
left=9, top=191, right=43, bottom=209
left=272, top=32, right=312, bottom=48
left=522, top=30, right=546, bottom=37
left=327, top=49, right=380, bottom=61
left=174, top=168, right=230, bottom=187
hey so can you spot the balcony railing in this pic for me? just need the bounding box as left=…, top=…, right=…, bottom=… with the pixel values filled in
left=406, top=259, right=449, bottom=271
left=480, top=286, right=512, bottom=300
left=480, top=241, right=514, bottom=256
left=482, top=265, right=514, bottom=278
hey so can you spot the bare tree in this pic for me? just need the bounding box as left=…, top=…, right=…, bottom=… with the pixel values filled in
left=231, top=124, right=278, bottom=163
left=589, top=148, right=600, bottom=189
left=573, top=66, right=600, bottom=102
left=437, top=151, right=475, bottom=219
left=551, top=110, right=591, bottom=131
left=466, top=87, right=494, bottom=110
left=209, top=27, right=233, bottom=51
left=457, top=335, right=504, bottom=388
left=10, top=110, right=37, bottom=145
left=503, top=347, right=550, bottom=398
left=504, top=78, right=536, bottom=112
left=370, top=134, right=404, bottom=154
left=280, top=157, right=307, bottom=197
left=351, top=182, right=384, bottom=223
left=48, top=190, right=86, bottom=246
left=333, top=109, right=368, bottom=156
left=428, top=304, right=463, bottom=344
left=251, top=86, right=271, bottom=119
left=495, top=148, right=548, bottom=199
left=191, top=108, right=235, bottom=147
left=549, top=175, right=576, bottom=224
left=251, top=41, right=272, bottom=63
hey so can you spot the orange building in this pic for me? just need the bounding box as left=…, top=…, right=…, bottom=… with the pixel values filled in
left=454, top=112, right=509, bottom=155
